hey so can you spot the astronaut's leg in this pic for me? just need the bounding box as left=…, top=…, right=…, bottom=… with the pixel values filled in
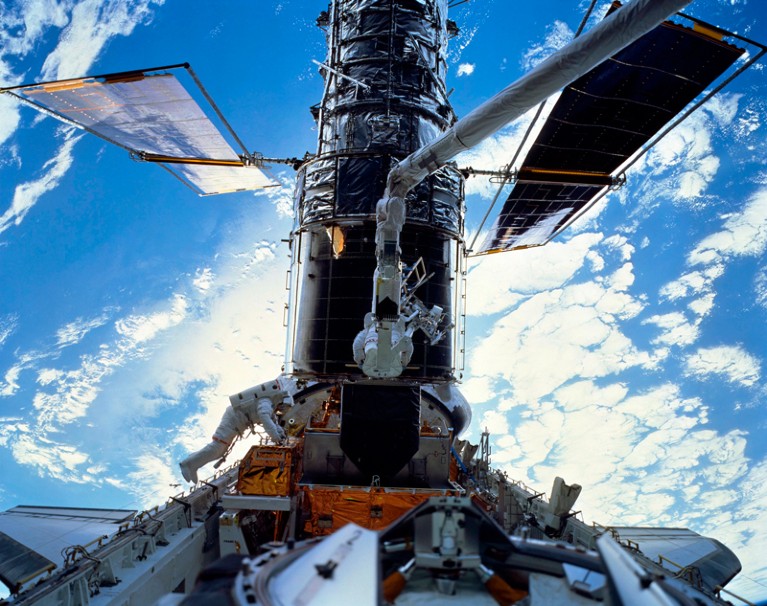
left=179, top=407, right=246, bottom=483
left=179, top=439, right=228, bottom=484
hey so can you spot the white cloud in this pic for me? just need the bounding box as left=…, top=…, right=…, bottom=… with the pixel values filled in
left=0, top=313, right=17, bottom=348
left=485, top=377, right=756, bottom=536
left=56, top=313, right=111, bottom=348
left=9, top=431, right=95, bottom=484
left=641, top=113, right=719, bottom=205
left=723, top=459, right=767, bottom=601
left=1, top=350, right=53, bottom=397
left=0, top=364, right=23, bottom=397
left=677, top=155, right=719, bottom=198
left=125, top=452, right=181, bottom=508
left=480, top=408, right=508, bottom=433
left=463, top=222, right=666, bottom=415
left=521, top=20, right=572, bottom=70
left=468, top=281, right=652, bottom=407
left=642, top=311, right=700, bottom=348
left=0, top=94, right=21, bottom=149
left=638, top=195, right=767, bottom=356
left=0, top=209, right=291, bottom=490
left=756, top=265, right=767, bottom=309
left=0, top=129, right=81, bottom=234
left=659, top=265, right=724, bottom=301
left=704, top=92, right=742, bottom=127
left=460, top=375, right=495, bottom=404
left=448, top=23, right=478, bottom=64
left=193, top=268, right=214, bottom=293
left=252, top=171, right=294, bottom=218
left=688, top=187, right=767, bottom=266
left=602, top=235, right=635, bottom=261
left=115, top=294, right=188, bottom=344
left=456, top=63, right=475, bottom=77
left=735, top=106, right=761, bottom=141
left=607, top=261, right=635, bottom=291
left=684, top=345, right=761, bottom=387
left=622, top=98, right=743, bottom=224
left=31, top=294, right=189, bottom=433
left=40, top=0, right=165, bottom=81
left=687, top=293, right=715, bottom=317
left=1, top=1, right=70, bottom=58
left=0, top=418, right=25, bottom=448
left=466, top=232, right=603, bottom=315
left=0, top=0, right=69, bottom=141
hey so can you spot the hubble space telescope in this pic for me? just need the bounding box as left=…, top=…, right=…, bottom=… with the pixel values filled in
left=0, top=0, right=764, bottom=604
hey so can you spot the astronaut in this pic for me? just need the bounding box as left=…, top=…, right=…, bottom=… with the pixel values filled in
left=179, top=375, right=297, bottom=484
left=353, top=312, right=414, bottom=377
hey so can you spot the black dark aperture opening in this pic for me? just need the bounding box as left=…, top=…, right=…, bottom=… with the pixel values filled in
left=340, top=383, right=420, bottom=481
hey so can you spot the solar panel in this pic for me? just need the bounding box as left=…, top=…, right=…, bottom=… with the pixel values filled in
left=3, top=66, right=274, bottom=195
left=476, top=12, right=745, bottom=255
left=0, top=531, right=55, bottom=593
left=480, top=183, right=603, bottom=252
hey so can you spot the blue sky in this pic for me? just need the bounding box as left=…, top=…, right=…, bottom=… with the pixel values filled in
left=1, top=0, right=765, bottom=601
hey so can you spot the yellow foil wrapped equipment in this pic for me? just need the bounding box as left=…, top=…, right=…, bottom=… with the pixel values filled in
left=236, top=443, right=301, bottom=496
left=302, top=486, right=458, bottom=536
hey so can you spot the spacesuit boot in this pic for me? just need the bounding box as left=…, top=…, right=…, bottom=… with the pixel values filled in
left=179, top=440, right=228, bottom=484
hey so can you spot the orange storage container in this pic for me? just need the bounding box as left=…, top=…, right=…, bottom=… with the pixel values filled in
left=236, top=443, right=301, bottom=496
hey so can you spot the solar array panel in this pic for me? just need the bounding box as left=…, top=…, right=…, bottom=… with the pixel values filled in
left=0, top=531, right=54, bottom=594
left=477, top=13, right=745, bottom=255
left=4, top=68, right=274, bottom=195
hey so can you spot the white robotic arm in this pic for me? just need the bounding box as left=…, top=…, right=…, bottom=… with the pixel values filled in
left=354, top=197, right=449, bottom=378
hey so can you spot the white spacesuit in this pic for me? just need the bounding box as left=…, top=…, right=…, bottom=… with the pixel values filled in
left=179, top=375, right=297, bottom=484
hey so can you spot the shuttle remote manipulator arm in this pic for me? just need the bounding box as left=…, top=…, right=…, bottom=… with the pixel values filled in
left=353, top=196, right=411, bottom=378
left=353, top=197, right=450, bottom=378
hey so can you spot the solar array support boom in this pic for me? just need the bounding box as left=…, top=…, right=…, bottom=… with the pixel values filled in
left=385, top=0, right=692, bottom=199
